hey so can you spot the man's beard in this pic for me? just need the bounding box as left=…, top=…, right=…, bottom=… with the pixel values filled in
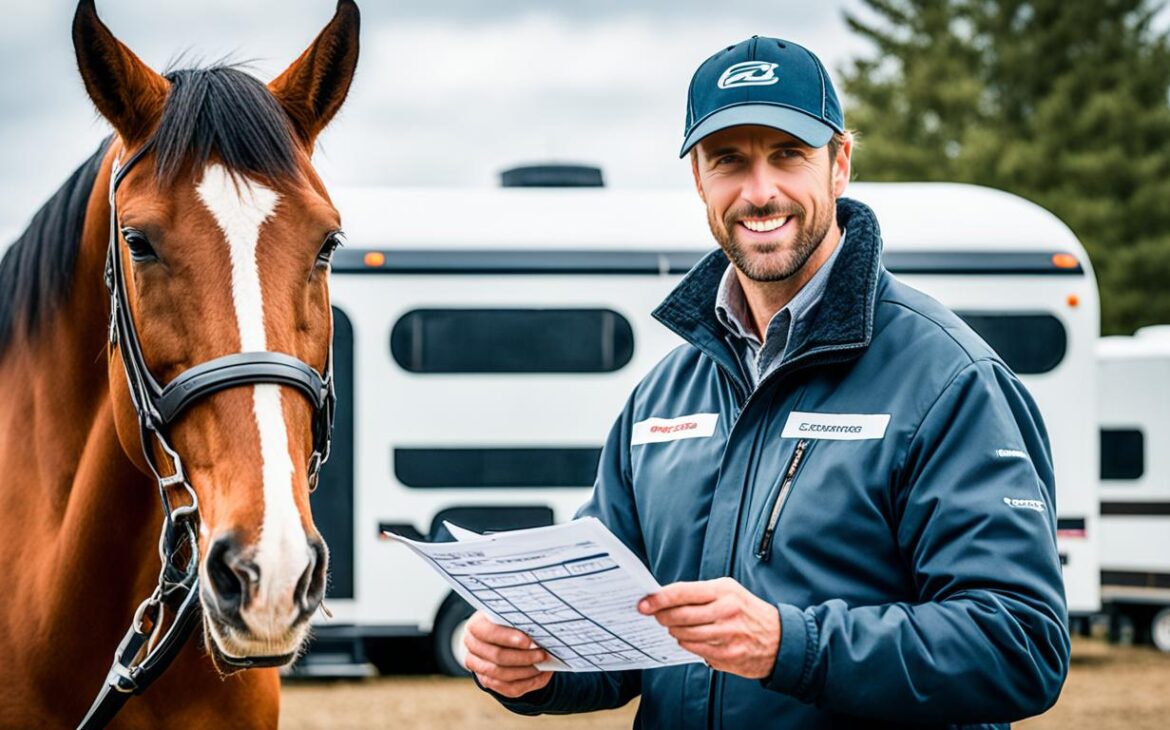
left=708, top=197, right=834, bottom=282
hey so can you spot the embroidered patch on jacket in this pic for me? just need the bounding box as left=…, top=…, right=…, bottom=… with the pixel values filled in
left=781, top=412, right=890, bottom=440
left=631, top=413, right=720, bottom=445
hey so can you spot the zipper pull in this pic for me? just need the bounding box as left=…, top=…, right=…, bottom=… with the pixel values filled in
left=756, top=439, right=808, bottom=559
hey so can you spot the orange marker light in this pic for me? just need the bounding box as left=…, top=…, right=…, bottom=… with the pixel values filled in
left=1067, top=294, right=1080, bottom=308
left=1052, top=253, right=1079, bottom=270
left=364, top=251, right=386, bottom=268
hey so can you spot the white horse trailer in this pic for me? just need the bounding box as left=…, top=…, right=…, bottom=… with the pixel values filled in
left=299, top=175, right=1101, bottom=675
left=1098, top=327, right=1170, bottom=651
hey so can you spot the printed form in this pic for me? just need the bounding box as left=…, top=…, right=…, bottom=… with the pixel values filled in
left=385, top=518, right=701, bottom=672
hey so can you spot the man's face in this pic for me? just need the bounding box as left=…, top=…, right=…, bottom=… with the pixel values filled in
left=691, top=125, right=850, bottom=282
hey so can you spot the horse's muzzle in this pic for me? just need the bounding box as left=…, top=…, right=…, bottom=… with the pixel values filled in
left=199, top=532, right=326, bottom=663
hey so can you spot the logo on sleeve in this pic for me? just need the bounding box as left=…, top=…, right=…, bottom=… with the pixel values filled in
left=632, top=413, right=719, bottom=446
left=781, top=412, right=890, bottom=440
left=996, top=448, right=1029, bottom=460
left=1004, top=497, right=1046, bottom=512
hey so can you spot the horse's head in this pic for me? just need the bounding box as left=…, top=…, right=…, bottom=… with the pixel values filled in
left=72, top=0, right=359, bottom=666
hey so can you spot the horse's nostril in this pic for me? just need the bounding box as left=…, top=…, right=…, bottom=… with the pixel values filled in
left=296, top=539, right=328, bottom=611
left=206, top=534, right=256, bottom=611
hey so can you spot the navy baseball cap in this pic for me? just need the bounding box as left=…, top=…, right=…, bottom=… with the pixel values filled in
left=680, top=36, right=844, bottom=157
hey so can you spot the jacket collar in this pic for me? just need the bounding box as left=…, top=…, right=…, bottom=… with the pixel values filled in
left=652, top=197, right=885, bottom=380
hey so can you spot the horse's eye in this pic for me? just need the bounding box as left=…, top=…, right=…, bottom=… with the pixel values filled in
left=121, top=228, right=157, bottom=263
left=316, top=231, right=345, bottom=267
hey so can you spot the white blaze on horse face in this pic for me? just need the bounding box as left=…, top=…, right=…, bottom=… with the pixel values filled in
left=196, top=165, right=310, bottom=635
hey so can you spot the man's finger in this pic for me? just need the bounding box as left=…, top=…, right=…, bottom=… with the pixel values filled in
left=465, top=652, right=547, bottom=682
left=678, top=639, right=732, bottom=662
left=466, top=612, right=540, bottom=650
left=667, top=623, right=725, bottom=642
left=651, top=602, right=723, bottom=627
left=477, top=671, right=553, bottom=699
left=464, top=630, right=548, bottom=667
left=639, top=580, right=721, bottom=614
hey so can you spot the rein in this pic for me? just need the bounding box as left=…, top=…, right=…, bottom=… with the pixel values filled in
left=76, top=142, right=336, bottom=729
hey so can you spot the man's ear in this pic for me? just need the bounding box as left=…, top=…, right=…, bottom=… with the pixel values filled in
left=73, top=0, right=168, bottom=145
left=691, top=150, right=707, bottom=204
left=831, top=133, right=853, bottom=198
left=268, top=0, right=360, bottom=149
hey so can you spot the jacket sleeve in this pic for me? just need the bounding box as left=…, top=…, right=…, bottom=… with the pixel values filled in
left=489, top=394, right=644, bottom=716
left=763, top=359, right=1070, bottom=723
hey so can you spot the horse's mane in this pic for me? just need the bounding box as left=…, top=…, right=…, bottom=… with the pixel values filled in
left=0, top=137, right=110, bottom=352
left=0, top=64, right=299, bottom=353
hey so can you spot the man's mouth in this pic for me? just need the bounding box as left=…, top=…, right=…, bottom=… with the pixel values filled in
left=738, top=215, right=790, bottom=233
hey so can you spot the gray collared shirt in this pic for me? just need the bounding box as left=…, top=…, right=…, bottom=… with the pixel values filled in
left=714, top=230, right=845, bottom=388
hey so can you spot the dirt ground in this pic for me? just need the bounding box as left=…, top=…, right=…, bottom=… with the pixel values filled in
left=280, top=637, right=1170, bottom=729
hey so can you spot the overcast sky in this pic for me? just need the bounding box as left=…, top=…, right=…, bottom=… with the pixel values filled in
left=0, top=1, right=873, bottom=236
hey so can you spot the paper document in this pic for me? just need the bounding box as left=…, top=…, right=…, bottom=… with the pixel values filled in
left=384, top=517, right=701, bottom=672
left=441, top=520, right=482, bottom=542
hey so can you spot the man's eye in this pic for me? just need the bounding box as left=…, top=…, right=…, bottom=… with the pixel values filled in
left=316, top=231, right=346, bottom=267
left=121, top=228, right=157, bottom=262
left=716, top=155, right=740, bottom=166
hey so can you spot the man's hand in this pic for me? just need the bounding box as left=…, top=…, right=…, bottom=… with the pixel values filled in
left=638, top=577, right=781, bottom=679
left=463, top=611, right=553, bottom=698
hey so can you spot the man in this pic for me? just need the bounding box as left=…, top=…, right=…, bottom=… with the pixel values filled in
left=465, top=36, right=1070, bottom=728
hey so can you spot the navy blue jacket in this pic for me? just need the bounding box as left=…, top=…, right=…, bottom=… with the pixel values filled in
left=494, top=198, right=1070, bottom=728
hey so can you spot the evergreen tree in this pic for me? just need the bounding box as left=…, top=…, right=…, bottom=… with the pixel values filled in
left=842, top=0, right=1170, bottom=335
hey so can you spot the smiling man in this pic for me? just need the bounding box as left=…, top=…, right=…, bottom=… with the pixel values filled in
left=465, top=36, right=1070, bottom=728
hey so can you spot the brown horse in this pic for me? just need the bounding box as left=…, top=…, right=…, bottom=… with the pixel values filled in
left=0, top=1, right=359, bottom=726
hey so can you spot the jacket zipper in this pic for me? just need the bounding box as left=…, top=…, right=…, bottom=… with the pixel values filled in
left=755, top=438, right=809, bottom=559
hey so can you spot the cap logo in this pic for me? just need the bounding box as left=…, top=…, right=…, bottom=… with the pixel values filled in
left=717, top=61, right=779, bottom=90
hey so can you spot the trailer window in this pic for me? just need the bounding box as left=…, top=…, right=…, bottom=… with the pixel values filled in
left=954, top=313, right=1067, bottom=374
left=390, top=309, right=634, bottom=373
left=395, top=447, right=602, bottom=488
left=1100, top=429, right=1144, bottom=481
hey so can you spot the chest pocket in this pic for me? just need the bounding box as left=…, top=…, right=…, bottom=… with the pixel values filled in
left=753, top=437, right=816, bottom=561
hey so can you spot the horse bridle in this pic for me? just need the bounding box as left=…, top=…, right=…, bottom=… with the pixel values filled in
left=78, top=140, right=336, bottom=729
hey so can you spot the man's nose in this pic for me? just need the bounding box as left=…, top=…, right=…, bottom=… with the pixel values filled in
left=740, top=159, right=776, bottom=209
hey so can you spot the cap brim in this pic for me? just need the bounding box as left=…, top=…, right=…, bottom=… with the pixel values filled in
left=679, top=105, right=836, bottom=158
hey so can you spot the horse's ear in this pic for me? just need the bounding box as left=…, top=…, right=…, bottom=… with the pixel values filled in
left=72, top=0, right=168, bottom=146
left=268, top=0, right=360, bottom=148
